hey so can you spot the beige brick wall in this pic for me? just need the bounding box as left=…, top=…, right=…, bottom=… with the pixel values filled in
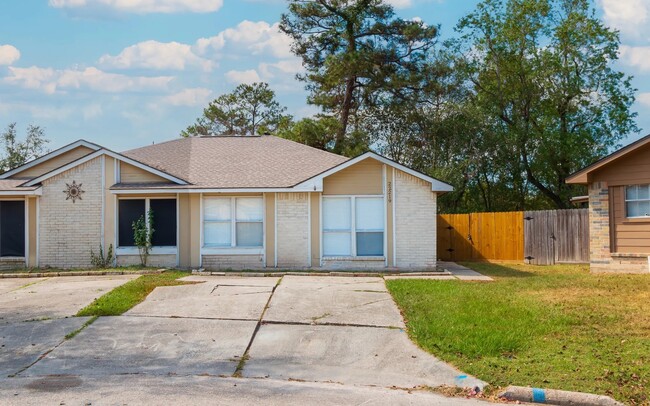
left=589, top=181, right=611, bottom=266
left=116, top=254, right=177, bottom=268
left=202, top=254, right=264, bottom=270
left=591, top=256, right=649, bottom=273
left=0, top=258, right=26, bottom=270
left=39, top=157, right=103, bottom=268
left=321, top=257, right=385, bottom=270
left=276, top=192, right=310, bottom=268
left=394, top=171, right=437, bottom=269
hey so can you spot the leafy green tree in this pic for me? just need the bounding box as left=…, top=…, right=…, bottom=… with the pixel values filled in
left=280, top=0, right=438, bottom=154
left=457, top=0, right=638, bottom=208
left=0, top=123, right=49, bottom=173
left=183, top=82, right=290, bottom=136
left=277, top=115, right=339, bottom=151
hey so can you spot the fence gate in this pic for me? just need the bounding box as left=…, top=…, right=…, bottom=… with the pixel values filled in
left=523, top=209, right=589, bottom=265
left=437, top=211, right=524, bottom=262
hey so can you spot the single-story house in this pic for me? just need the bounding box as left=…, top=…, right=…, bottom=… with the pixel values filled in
left=567, top=134, right=650, bottom=273
left=0, top=135, right=452, bottom=271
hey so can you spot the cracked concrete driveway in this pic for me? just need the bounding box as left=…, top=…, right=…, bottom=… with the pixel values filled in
left=0, top=274, right=488, bottom=405
left=0, top=275, right=137, bottom=324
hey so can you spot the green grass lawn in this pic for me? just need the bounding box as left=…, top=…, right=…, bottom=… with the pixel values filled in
left=386, top=263, right=650, bottom=405
left=77, top=271, right=190, bottom=316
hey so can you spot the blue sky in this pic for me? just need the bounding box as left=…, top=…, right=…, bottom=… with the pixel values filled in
left=0, top=0, right=648, bottom=152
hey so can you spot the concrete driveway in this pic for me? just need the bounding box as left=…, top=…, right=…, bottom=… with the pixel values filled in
left=0, top=275, right=137, bottom=324
left=0, top=273, right=489, bottom=405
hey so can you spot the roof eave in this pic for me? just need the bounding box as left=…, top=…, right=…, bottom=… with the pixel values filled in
left=566, top=134, right=650, bottom=185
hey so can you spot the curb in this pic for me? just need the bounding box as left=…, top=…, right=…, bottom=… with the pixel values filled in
left=0, top=269, right=166, bottom=278
left=191, top=270, right=453, bottom=278
left=499, top=386, right=624, bottom=406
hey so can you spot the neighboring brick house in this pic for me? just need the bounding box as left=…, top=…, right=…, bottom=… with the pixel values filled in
left=567, top=134, right=650, bottom=273
left=0, top=135, right=452, bottom=271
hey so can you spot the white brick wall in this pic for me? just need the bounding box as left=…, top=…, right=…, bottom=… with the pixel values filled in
left=276, top=192, right=310, bottom=268
left=321, top=257, right=385, bottom=270
left=202, top=254, right=264, bottom=270
left=395, top=171, right=437, bottom=269
left=39, top=158, right=102, bottom=268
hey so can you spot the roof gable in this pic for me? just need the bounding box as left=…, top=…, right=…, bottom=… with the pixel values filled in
left=294, top=152, right=454, bottom=193
left=21, top=148, right=189, bottom=187
left=0, top=140, right=101, bottom=180
left=566, top=134, right=650, bottom=184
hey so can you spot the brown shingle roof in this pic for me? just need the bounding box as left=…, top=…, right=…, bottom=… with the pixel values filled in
left=0, top=179, right=40, bottom=192
left=121, top=136, right=349, bottom=189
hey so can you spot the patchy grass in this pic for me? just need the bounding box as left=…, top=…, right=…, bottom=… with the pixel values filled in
left=77, top=271, right=191, bottom=317
left=386, top=263, right=650, bottom=405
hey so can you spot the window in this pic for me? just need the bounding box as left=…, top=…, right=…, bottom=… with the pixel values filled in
left=118, top=198, right=177, bottom=247
left=203, top=197, right=263, bottom=248
left=626, top=185, right=650, bottom=218
left=323, top=196, right=384, bottom=257
left=0, top=201, right=24, bottom=257
left=150, top=199, right=177, bottom=246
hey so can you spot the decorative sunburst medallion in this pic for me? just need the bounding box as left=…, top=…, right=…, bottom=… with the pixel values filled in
left=63, top=180, right=85, bottom=203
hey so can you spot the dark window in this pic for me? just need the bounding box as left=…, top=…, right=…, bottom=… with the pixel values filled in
left=118, top=199, right=145, bottom=247
left=150, top=199, right=176, bottom=246
left=356, top=232, right=384, bottom=256
left=0, top=201, right=24, bottom=257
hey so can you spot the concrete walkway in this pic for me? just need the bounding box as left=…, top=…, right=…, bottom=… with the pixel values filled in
left=385, top=262, right=493, bottom=281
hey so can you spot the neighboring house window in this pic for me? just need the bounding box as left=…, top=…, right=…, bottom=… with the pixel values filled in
left=203, top=197, right=263, bottom=247
left=322, top=196, right=384, bottom=257
left=0, top=201, right=24, bottom=257
left=118, top=198, right=177, bottom=247
left=626, top=185, right=650, bottom=218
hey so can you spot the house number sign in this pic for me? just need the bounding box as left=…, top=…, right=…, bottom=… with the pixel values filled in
left=387, top=181, right=392, bottom=203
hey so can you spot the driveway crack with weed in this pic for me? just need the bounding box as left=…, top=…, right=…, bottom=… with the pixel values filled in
left=9, top=315, right=99, bottom=377
left=232, top=276, right=283, bottom=378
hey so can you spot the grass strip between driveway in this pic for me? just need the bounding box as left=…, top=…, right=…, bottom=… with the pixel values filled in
left=386, top=263, right=650, bottom=405
left=77, top=271, right=191, bottom=317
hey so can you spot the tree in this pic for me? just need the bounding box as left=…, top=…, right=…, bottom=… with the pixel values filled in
left=277, top=115, right=339, bottom=151
left=183, top=82, right=290, bottom=136
left=280, top=0, right=438, bottom=154
left=457, top=0, right=638, bottom=208
left=0, top=123, right=49, bottom=173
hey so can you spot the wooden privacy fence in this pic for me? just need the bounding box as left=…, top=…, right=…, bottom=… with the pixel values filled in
left=437, top=209, right=589, bottom=264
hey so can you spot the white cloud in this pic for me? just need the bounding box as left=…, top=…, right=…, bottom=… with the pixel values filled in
left=225, top=69, right=261, bottom=85
left=196, top=20, right=293, bottom=59
left=599, top=0, right=649, bottom=38
left=258, top=59, right=303, bottom=79
left=638, top=92, right=650, bottom=107
left=49, top=0, right=223, bottom=14
left=4, top=66, right=172, bottom=94
left=0, top=101, right=75, bottom=121
left=620, top=45, right=650, bottom=71
left=386, top=0, right=413, bottom=9
left=99, top=40, right=213, bottom=71
left=162, top=87, right=212, bottom=106
left=0, top=45, right=20, bottom=66
left=82, top=103, right=103, bottom=120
